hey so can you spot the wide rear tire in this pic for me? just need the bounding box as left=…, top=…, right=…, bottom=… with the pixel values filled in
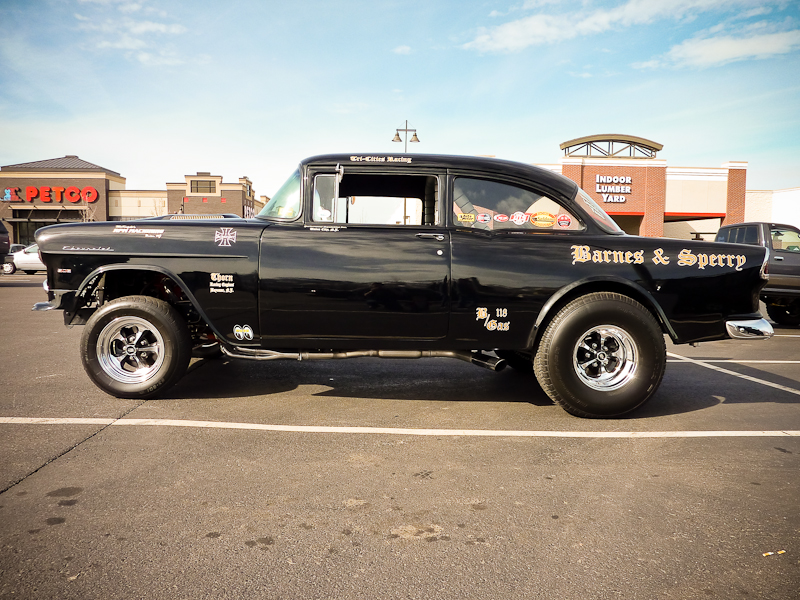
left=80, top=295, right=191, bottom=399
left=534, top=292, right=666, bottom=418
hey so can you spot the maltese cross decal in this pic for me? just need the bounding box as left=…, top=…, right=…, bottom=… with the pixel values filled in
left=214, top=227, right=237, bottom=247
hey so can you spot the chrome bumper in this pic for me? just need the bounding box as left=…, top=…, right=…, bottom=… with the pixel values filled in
left=726, top=318, right=774, bottom=340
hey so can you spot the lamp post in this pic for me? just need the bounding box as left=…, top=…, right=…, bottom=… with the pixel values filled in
left=391, top=120, right=420, bottom=224
left=392, top=120, right=420, bottom=153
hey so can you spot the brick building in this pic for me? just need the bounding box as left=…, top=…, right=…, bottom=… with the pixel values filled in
left=537, top=134, right=751, bottom=238
left=1, top=156, right=263, bottom=246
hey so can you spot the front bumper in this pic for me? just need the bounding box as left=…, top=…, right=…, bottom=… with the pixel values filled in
left=725, top=318, right=774, bottom=340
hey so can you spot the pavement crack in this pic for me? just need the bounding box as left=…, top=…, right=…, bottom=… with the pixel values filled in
left=0, top=399, right=150, bottom=496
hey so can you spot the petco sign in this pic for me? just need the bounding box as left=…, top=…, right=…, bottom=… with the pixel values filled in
left=2, top=186, right=99, bottom=203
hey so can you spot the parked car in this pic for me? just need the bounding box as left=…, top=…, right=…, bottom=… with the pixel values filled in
left=8, top=243, right=46, bottom=275
left=33, top=153, right=773, bottom=418
left=0, top=222, right=10, bottom=268
left=716, top=222, right=800, bottom=326
left=2, top=244, right=26, bottom=274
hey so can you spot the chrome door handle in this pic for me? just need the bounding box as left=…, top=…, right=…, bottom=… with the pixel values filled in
left=775, top=256, right=784, bottom=261
left=416, top=233, right=445, bottom=241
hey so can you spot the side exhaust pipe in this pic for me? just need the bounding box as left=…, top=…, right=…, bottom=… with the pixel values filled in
left=219, top=347, right=507, bottom=372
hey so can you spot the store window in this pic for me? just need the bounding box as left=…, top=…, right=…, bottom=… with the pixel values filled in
left=453, top=177, right=584, bottom=232
left=191, top=180, right=216, bottom=193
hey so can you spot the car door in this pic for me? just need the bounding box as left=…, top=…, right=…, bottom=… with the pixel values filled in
left=447, top=174, right=589, bottom=348
left=17, top=245, right=42, bottom=271
left=767, top=224, right=800, bottom=291
left=258, top=168, right=450, bottom=344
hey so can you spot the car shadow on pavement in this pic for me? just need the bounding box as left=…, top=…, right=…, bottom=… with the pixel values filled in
left=160, top=350, right=800, bottom=421
left=165, top=356, right=554, bottom=407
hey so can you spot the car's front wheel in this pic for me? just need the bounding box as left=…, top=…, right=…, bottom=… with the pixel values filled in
left=534, top=292, right=666, bottom=418
left=2, top=262, right=15, bottom=275
left=80, top=295, right=191, bottom=399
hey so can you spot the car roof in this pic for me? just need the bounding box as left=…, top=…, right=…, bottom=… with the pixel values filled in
left=720, top=222, right=799, bottom=230
left=299, top=153, right=579, bottom=199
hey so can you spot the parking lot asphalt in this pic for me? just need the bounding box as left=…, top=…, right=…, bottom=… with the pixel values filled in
left=1, top=274, right=798, bottom=599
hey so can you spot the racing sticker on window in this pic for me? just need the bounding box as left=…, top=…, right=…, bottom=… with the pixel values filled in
left=530, top=212, right=556, bottom=228
left=510, top=212, right=528, bottom=226
left=570, top=245, right=747, bottom=271
left=214, top=227, right=237, bottom=247
left=493, top=214, right=509, bottom=222
left=556, top=214, right=572, bottom=228
left=476, top=307, right=510, bottom=331
left=233, top=324, right=254, bottom=340
left=210, top=273, right=234, bottom=294
left=457, top=213, right=476, bottom=223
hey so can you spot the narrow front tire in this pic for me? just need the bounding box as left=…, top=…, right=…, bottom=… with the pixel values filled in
left=80, top=295, right=191, bottom=399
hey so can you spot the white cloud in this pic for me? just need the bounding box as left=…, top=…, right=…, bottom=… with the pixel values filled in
left=118, top=3, right=143, bottom=13
left=97, top=35, right=147, bottom=50
left=73, top=4, right=187, bottom=66
left=463, top=0, right=791, bottom=53
left=393, top=45, right=412, bottom=55
left=136, top=51, right=183, bottom=66
left=666, top=29, right=800, bottom=67
left=125, top=20, right=186, bottom=35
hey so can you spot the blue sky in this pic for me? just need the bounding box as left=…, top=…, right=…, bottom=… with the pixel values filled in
left=1, top=0, right=799, bottom=196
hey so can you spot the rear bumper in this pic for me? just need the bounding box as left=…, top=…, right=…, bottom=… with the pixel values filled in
left=725, top=318, right=774, bottom=340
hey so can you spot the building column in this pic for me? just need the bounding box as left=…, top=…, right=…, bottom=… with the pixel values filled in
left=723, top=162, right=747, bottom=225
left=561, top=158, right=584, bottom=188
left=640, top=164, right=666, bottom=237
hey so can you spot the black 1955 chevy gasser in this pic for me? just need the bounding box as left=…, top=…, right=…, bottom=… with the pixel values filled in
left=33, top=154, right=773, bottom=417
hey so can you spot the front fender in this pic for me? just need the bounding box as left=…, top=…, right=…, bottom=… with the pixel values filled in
left=65, top=264, right=222, bottom=339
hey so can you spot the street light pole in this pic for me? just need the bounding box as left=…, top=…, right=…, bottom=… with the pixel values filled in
left=391, top=120, right=421, bottom=224
left=392, top=120, right=420, bottom=153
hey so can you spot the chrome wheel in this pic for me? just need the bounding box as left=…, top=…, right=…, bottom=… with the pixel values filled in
left=572, top=324, right=637, bottom=391
left=96, top=316, right=166, bottom=384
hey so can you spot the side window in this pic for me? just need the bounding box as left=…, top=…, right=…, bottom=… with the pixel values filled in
left=453, top=178, right=584, bottom=232
left=313, top=173, right=438, bottom=226
left=771, top=226, right=800, bottom=252
left=742, top=225, right=759, bottom=245
left=715, top=228, right=731, bottom=243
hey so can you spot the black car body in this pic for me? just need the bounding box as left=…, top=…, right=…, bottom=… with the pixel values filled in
left=34, top=154, right=773, bottom=417
left=716, top=222, right=800, bottom=325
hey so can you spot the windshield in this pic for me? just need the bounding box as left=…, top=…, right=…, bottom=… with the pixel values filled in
left=258, top=169, right=301, bottom=220
left=574, top=188, right=624, bottom=234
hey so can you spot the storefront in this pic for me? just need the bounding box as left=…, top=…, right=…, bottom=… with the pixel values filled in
left=536, top=134, right=750, bottom=239
left=1, top=156, right=262, bottom=246
left=0, top=156, right=120, bottom=245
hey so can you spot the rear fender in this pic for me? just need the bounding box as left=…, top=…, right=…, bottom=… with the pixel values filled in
left=528, top=276, right=677, bottom=349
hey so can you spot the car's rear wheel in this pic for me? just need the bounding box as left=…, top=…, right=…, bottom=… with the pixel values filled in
left=81, top=295, right=191, bottom=399
left=766, top=300, right=800, bottom=326
left=534, top=292, right=666, bottom=418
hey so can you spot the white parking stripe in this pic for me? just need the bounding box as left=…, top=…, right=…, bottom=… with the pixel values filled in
left=0, top=417, right=797, bottom=438
left=667, top=352, right=800, bottom=396
left=667, top=360, right=800, bottom=364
